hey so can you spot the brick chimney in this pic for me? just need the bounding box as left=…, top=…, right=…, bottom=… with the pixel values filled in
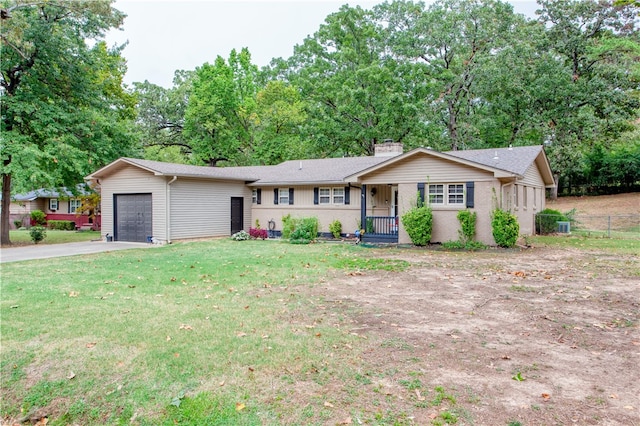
left=374, top=140, right=404, bottom=157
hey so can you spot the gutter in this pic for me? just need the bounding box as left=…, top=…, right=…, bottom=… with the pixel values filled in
left=166, top=176, right=177, bottom=244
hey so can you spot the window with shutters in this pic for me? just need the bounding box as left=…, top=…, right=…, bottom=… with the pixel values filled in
left=448, top=184, right=464, bottom=205
left=252, top=189, right=258, bottom=204
left=278, top=188, right=289, bottom=205
left=332, top=187, right=345, bottom=204
left=69, top=199, right=82, bottom=213
left=319, top=188, right=331, bottom=204
left=428, top=184, right=466, bottom=206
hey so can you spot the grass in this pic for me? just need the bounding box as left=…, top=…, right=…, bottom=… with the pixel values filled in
left=529, top=234, right=640, bottom=254
left=8, top=229, right=100, bottom=245
left=0, top=239, right=407, bottom=425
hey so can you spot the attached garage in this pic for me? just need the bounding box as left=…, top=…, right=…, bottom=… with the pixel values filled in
left=86, top=158, right=262, bottom=244
left=114, top=194, right=152, bottom=242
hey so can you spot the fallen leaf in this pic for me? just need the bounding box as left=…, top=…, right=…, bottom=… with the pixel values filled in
left=237, top=332, right=247, bottom=337
left=415, top=389, right=426, bottom=401
left=179, top=324, right=193, bottom=331
left=339, top=417, right=352, bottom=425
left=86, top=342, right=96, bottom=349
left=235, top=402, right=245, bottom=412
left=610, top=394, right=618, bottom=399
left=166, top=336, right=171, bottom=341
left=324, top=401, right=334, bottom=408
left=219, top=380, right=225, bottom=387
left=67, top=372, right=76, bottom=380
left=69, top=291, right=79, bottom=297
left=623, top=406, right=634, bottom=410
left=541, top=393, right=550, bottom=400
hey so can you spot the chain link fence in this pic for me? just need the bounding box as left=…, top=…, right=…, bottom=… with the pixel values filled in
left=535, top=214, right=640, bottom=239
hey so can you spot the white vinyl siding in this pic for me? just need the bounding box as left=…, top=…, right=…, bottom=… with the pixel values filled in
left=99, top=165, right=167, bottom=242
left=169, top=178, right=250, bottom=240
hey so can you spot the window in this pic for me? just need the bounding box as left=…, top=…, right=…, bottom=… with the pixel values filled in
left=319, top=188, right=331, bottom=204
left=69, top=199, right=82, bottom=213
left=428, top=184, right=444, bottom=204
left=49, top=199, right=58, bottom=211
left=448, top=184, right=464, bottom=205
left=428, top=184, right=465, bottom=206
left=513, top=185, right=519, bottom=209
left=523, top=186, right=528, bottom=209
left=332, top=187, right=345, bottom=204
left=252, top=189, right=257, bottom=204
left=278, top=188, right=289, bottom=205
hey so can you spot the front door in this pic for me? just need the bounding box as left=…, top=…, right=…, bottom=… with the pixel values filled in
left=230, top=197, right=244, bottom=235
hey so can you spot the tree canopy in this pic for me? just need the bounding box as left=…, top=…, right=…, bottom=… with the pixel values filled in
left=1, top=0, right=136, bottom=244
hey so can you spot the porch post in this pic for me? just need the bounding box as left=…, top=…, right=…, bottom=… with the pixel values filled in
left=360, top=184, right=367, bottom=231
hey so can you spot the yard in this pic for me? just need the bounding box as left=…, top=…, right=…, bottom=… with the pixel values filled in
left=1, top=193, right=638, bottom=425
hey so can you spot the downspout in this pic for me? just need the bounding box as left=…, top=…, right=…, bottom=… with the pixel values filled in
left=167, top=176, right=177, bottom=243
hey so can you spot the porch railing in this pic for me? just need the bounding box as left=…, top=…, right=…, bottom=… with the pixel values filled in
left=362, top=216, right=398, bottom=243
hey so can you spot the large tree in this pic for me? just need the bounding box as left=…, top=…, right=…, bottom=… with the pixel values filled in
left=0, top=0, right=136, bottom=245
left=183, top=48, right=259, bottom=166
left=271, top=4, right=429, bottom=157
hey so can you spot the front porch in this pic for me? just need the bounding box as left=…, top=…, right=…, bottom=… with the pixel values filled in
left=361, top=215, right=399, bottom=243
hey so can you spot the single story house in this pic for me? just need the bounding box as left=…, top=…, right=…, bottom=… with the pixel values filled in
left=85, top=143, right=555, bottom=245
left=7, top=187, right=99, bottom=229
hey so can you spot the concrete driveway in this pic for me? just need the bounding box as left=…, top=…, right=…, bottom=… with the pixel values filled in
left=0, top=241, right=154, bottom=263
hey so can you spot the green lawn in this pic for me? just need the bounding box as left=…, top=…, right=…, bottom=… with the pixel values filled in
left=1, top=236, right=637, bottom=425
left=0, top=239, right=407, bottom=425
left=9, top=229, right=101, bottom=245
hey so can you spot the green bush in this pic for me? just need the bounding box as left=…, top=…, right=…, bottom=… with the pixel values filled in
left=29, top=226, right=47, bottom=244
left=491, top=209, right=519, bottom=248
left=281, top=214, right=294, bottom=239
left=30, top=210, right=46, bottom=226
left=329, top=220, right=342, bottom=239
left=401, top=204, right=433, bottom=247
left=535, top=208, right=568, bottom=234
left=47, top=220, right=76, bottom=231
left=289, top=217, right=319, bottom=244
left=457, top=209, right=477, bottom=244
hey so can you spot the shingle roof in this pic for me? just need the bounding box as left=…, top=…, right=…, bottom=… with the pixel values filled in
left=251, top=156, right=388, bottom=185
left=445, top=145, right=543, bottom=176
left=119, top=158, right=268, bottom=181
left=12, top=186, right=91, bottom=201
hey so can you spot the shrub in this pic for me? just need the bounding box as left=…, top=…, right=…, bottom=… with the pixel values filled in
left=13, top=220, right=22, bottom=228
left=401, top=204, right=433, bottom=246
left=231, top=230, right=250, bottom=241
left=30, top=210, right=46, bottom=226
left=29, top=226, right=47, bottom=244
left=47, top=220, right=76, bottom=231
left=491, top=208, right=519, bottom=248
left=329, top=220, right=342, bottom=239
left=289, top=217, right=319, bottom=244
left=249, top=228, right=268, bottom=240
left=281, top=214, right=294, bottom=239
left=457, top=209, right=477, bottom=244
left=535, top=208, right=568, bottom=234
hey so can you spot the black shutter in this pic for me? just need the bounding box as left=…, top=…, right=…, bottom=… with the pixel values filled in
left=466, top=182, right=475, bottom=208
left=344, top=186, right=350, bottom=205
left=289, top=188, right=294, bottom=205
left=256, top=188, right=262, bottom=205
left=417, top=182, right=425, bottom=205
left=313, top=187, right=319, bottom=205
left=273, top=188, right=279, bottom=205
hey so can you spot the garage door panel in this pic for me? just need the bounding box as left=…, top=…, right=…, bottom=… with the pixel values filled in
left=115, top=194, right=152, bottom=242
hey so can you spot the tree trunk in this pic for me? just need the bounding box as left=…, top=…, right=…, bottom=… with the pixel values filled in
left=1, top=171, right=12, bottom=246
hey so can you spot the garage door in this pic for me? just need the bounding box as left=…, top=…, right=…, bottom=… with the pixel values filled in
left=115, top=194, right=152, bottom=242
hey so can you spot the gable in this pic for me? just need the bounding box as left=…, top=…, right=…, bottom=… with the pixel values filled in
left=351, top=151, right=496, bottom=184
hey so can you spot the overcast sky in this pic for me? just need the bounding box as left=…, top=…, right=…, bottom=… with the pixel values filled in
left=105, top=0, right=539, bottom=88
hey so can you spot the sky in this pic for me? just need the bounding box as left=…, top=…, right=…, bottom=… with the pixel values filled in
left=105, top=0, right=539, bottom=88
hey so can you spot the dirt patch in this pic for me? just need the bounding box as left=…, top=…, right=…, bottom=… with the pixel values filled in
left=304, top=246, right=640, bottom=425
left=548, top=193, right=639, bottom=215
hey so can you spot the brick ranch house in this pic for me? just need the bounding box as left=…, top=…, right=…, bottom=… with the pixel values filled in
left=7, top=187, right=100, bottom=230
left=85, top=143, right=555, bottom=245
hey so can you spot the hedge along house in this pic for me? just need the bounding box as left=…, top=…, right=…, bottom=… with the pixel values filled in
left=86, top=143, right=554, bottom=245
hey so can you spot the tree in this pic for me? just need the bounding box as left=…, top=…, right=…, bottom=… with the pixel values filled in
left=1, top=0, right=136, bottom=245
left=133, top=70, right=194, bottom=163
left=183, top=48, right=259, bottom=166
left=272, top=4, right=429, bottom=157
left=252, top=81, right=309, bottom=164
